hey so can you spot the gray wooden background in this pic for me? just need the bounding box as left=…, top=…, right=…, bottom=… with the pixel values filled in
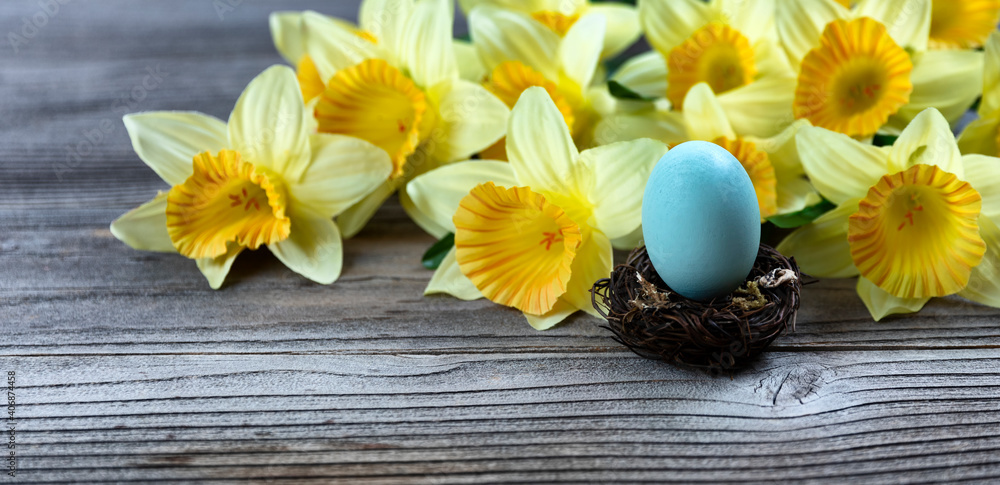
left=2, top=1, right=999, bottom=483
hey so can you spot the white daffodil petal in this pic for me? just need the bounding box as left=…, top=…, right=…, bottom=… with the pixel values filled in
left=958, top=114, right=1000, bottom=157
left=398, top=0, right=458, bottom=89
left=797, top=126, right=888, bottom=204
left=110, top=193, right=176, bottom=253
left=581, top=139, right=669, bottom=240
left=427, top=79, right=510, bottom=162
left=524, top=299, right=578, bottom=330
left=336, top=179, right=397, bottom=239
left=718, top=0, right=775, bottom=44
left=400, top=187, right=451, bottom=239
left=360, top=0, right=413, bottom=64
left=507, top=87, right=580, bottom=194
left=776, top=201, right=860, bottom=278
left=562, top=230, right=613, bottom=318
left=610, top=50, right=667, bottom=100
left=888, top=108, right=963, bottom=177
left=269, top=208, right=344, bottom=285
left=716, top=76, right=797, bottom=138
left=638, top=0, right=714, bottom=55
left=753, top=37, right=795, bottom=79
left=269, top=12, right=306, bottom=65
left=775, top=0, right=846, bottom=67
left=425, top=246, right=483, bottom=300
left=775, top=176, right=821, bottom=215
left=592, top=110, right=687, bottom=146
left=407, top=160, right=518, bottom=233
left=856, top=276, right=931, bottom=322
left=302, top=11, right=378, bottom=81
left=196, top=243, right=243, bottom=290
left=962, top=154, right=1000, bottom=220
left=453, top=39, right=487, bottom=81
left=854, top=0, right=930, bottom=52
left=959, top=216, right=1000, bottom=309
left=886, top=50, right=984, bottom=133
left=122, top=111, right=228, bottom=186
left=291, top=134, right=394, bottom=217
left=752, top=118, right=811, bottom=176
left=560, top=13, right=606, bottom=89
left=228, top=65, right=311, bottom=181
left=983, top=32, right=1000, bottom=115
left=588, top=3, right=641, bottom=59
left=683, top=83, right=736, bottom=141
left=469, top=6, right=561, bottom=80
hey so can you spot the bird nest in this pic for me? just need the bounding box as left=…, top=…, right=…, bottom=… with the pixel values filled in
left=591, top=244, right=802, bottom=373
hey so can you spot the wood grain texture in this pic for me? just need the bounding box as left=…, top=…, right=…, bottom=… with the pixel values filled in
left=2, top=1, right=999, bottom=483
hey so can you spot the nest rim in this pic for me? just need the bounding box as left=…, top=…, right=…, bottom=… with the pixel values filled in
left=591, top=244, right=802, bottom=372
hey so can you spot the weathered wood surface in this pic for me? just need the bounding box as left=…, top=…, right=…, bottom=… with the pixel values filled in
left=2, top=1, right=999, bottom=483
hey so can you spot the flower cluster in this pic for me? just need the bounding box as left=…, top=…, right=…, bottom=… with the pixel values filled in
left=112, top=0, right=1000, bottom=326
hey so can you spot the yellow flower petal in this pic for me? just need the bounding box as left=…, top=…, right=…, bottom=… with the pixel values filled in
left=793, top=18, right=913, bottom=138
left=928, top=0, right=1000, bottom=49
left=959, top=215, right=1000, bottom=308
left=302, top=11, right=379, bottom=81
left=592, top=110, right=688, bottom=146
left=506, top=87, right=581, bottom=197
left=484, top=61, right=575, bottom=126
left=982, top=31, right=1000, bottom=115
left=667, top=22, right=757, bottom=108
left=295, top=54, right=326, bottom=102
left=268, top=207, right=344, bottom=285
left=314, top=59, right=430, bottom=178
left=609, top=50, right=668, bottom=101
left=122, top=111, right=228, bottom=186
left=561, top=229, right=612, bottom=317
left=428, top=79, right=510, bottom=162
left=426, top=246, right=484, bottom=300
left=579, top=139, right=669, bottom=239
left=166, top=150, right=291, bottom=260
left=716, top=75, right=797, bottom=137
left=397, top=0, right=458, bottom=88
left=453, top=182, right=583, bottom=316
left=407, top=160, right=519, bottom=234
left=532, top=10, right=580, bottom=36
left=887, top=108, right=963, bottom=178
left=228, top=65, right=311, bottom=181
left=796, top=125, right=888, bottom=204
left=775, top=0, right=848, bottom=67
left=848, top=164, right=985, bottom=298
left=453, top=39, right=487, bottom=82
left=359, top=0, right=413, bottom=65
left=957, top=114, right=1000, bottom=157
left=856, top=276, right=930, bottom=321
left=290, top=134, right=394, bottom=217
left=588, top=3, right=641, bottom=59
left=337, top=179, right=397, bottom=239
left=560, top=13, right=605, bottom=90
left=269, top=12, right=306, bottom=65
left=110, top=193, right=176, bottom=253
left=777, top=200, right=860, bottom=278
left=963, top=154, right=1000, bottom=220
left=884, top=49, right=984, bottom=133
left=524, top=299, right=578, bottom=330
left=639, top=0, right=715, bottom=57
left=712, top=137, right=779, bottom=220
left=855, top=0, right=930, bottom=52
left=196, top=243, right=244, bottom=290
left=469, top=6, right=561, bottom=81
left=683, top=82, right=736, bottom=141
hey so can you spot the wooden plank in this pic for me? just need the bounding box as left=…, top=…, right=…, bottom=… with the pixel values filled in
left=2, top=0, right=999, bottom=483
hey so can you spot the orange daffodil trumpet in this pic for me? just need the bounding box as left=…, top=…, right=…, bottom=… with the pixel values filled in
left=269, top=0, right=510, bottom=240
left=407, top=87, right=668, bottom=329
left=110, top=66, right=393, bottom=288
left=776, top=0, right=983, bottom=137
left=778, top=108, right=1000, bottom=320
left=468, top=3, right=611, bottom=154
left=458, top=0, right=640, bottom=62
left=609, top=0, right=797, bottom=138
left=928, top=0, right=1000, bottom=49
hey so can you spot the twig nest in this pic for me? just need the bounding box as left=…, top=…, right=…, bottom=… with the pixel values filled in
left=591, top=244, right=802, bottom=372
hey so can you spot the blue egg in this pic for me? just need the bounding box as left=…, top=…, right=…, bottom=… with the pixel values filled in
left=641, top=141, right=760, bottom=301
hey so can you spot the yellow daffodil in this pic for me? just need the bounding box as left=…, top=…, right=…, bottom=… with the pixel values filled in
left=468, top=4, right=609, bottom=155
left=959, top=32, right=1000, bottom=156
left=608, top=0, right=797, bottom=138
left=459, top=0, right=640, bottom=61
left=110, top=66, right=393, bottom=288
left=406, top=87, right=669, bottom=329
left=776, top=0, right=983, bottom=137
left=269, top=0, right=510, bottom=240
left=929, top=0, right=1000, bottom=49
left=778, top=108, right=1000, bottom=320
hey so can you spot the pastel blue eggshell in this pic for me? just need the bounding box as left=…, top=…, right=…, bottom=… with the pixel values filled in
left=641, top=141, right=761, bottom=301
